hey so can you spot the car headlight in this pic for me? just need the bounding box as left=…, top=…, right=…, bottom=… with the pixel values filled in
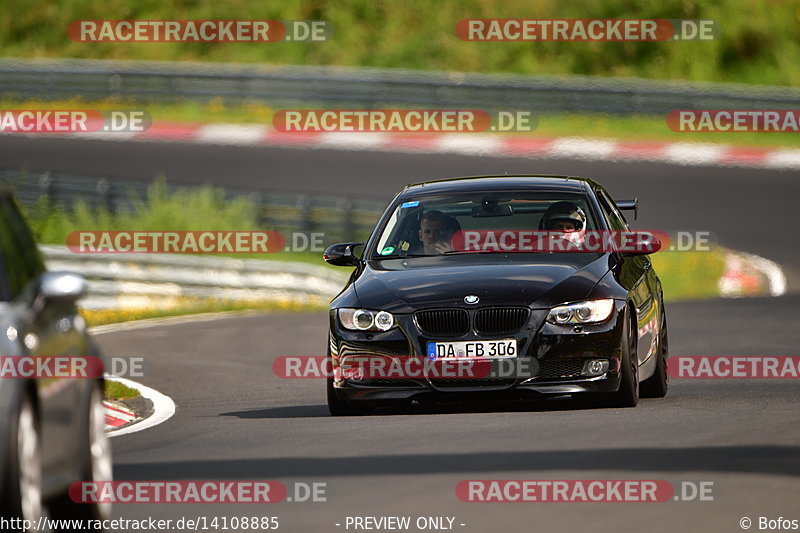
left=338, top=308, right=396, bottom=331
left=547, top=299, right=615, bottom=325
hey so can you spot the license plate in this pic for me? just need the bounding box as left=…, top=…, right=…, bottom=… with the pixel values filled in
left=426, top=339, right=517, bottom=360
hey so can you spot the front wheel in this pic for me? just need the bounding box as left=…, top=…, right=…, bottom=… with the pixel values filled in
left=49, top=382, right=113, bottom=526
left=327, top=377, right=375, bottom=416
left=641, top=303, right=669, bottom=398
left=0, top=395, right=43, bottom=533
left=609, top=311, right=639, bottom=408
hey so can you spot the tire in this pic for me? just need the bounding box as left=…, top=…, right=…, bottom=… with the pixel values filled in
left=641, top=303, right=669, bottom=398
left=49, top=382, right=113, bottom=527
left=0, top=395, right=43, bottom=533
left=327, top=376, right=375, bottom=416
left=609, top=309, right=639, bottom=408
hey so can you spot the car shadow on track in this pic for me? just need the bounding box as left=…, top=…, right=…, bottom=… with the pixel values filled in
left=219, top=396, right=648, bottom=419
left=221, top=405, right=331, bottom=419
left=114, top=445, right=800, bottom=480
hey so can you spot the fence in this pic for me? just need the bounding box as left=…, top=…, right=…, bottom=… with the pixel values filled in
left=2, top=58, right=800, bottom=114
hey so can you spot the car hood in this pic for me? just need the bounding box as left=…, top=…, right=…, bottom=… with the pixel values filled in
left=352, top=253, right=612, bottom=313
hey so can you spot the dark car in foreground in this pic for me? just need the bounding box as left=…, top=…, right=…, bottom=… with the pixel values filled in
left=324, top=175, right=669, bottom=415
left=0, top=185, right=111, bottom=531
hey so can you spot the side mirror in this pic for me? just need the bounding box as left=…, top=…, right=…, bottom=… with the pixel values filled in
left=323, top=243, right=363, bottom=266
left=620, top=233, right=662, bottom=256
left=38, top=272, right=88, bottom=304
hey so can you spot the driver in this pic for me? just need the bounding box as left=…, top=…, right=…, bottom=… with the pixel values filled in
left=540, top=201, right=586, bottom=232
left=540, top=201, right=587, bottom=250
left=418, top=210, right=460, bottom=254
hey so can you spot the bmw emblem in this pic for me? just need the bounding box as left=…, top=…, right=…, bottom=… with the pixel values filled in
left=464, top=295, right=480, bottom=304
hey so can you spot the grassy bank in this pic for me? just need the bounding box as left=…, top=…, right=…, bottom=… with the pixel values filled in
left=104, top=380, right=140, bottom=401
left=4, top=0, right=800, bottom=86
left=83, top=298, right=327, bottom=327
left=652, top=248, right=727, bottom=300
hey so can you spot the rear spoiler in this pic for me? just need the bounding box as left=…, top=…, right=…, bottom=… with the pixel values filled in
left=616, top=198, right=638, bottom=220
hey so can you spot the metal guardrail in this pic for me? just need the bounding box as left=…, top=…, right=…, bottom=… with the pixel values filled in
left=2, top=58, right=800, bottom=114
left=1, top=169, right=388, bottom=244
left=41, top=245, right=349, bottom=310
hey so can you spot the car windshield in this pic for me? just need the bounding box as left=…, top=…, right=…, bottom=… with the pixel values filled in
left=372, top=192, right=599, bottom=259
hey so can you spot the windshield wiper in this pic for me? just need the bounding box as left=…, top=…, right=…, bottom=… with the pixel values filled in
left=441, top=249, right=496, bottom=255
left=374, top=253, right=431, bottom=259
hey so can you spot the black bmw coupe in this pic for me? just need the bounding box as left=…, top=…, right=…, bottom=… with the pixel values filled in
left=323, top=175, right=668, bottom=415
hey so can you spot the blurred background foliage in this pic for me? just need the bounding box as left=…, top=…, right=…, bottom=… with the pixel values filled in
left=0, top=0, right=798, bottom=85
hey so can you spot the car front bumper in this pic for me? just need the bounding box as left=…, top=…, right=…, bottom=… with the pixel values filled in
left=328, top=301, right=627, bottom=403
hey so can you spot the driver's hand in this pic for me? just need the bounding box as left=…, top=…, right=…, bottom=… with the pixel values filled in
left=433, top=241, right=454, bottom=254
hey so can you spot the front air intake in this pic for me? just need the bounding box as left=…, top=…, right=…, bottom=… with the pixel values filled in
left=474, top=307, right=529, bottom=335
left=415, top=309, right=470, bottom=336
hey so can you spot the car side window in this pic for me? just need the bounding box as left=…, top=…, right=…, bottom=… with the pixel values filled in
left=0, top=196, right=45, bottom=300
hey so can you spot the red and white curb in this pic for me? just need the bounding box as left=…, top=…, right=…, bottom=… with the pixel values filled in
left=719, top=251, right=788, bottom=298
left=104, top=400, right=137, bottom=430
left=7, top=122, right=800, bottom=170
left=102, top=375, right=176, bottom=438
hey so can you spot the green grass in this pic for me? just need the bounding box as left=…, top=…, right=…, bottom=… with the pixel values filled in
left=23, top=177, right=343, bottom=265
left=652, top=248, right=727, bottom=300
left=2, top=0, right=800, bottom=86
left=83, top=298, right=327, bottom=327
left=28, top=178, right=257, bottom=243
left=104, top=380, right=140, bottom=401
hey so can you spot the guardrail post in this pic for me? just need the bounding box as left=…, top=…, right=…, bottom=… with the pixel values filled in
left=298, top=195, right=313, bottom=233
left=109, top=73, right=122, bottom=99
left=257, top=193, right=270, bottom=227
left=96, top=178, right=114, bottom=213
left=338, top=197, right=354, bottom=242
left=38, top=172, right=56, bottom=206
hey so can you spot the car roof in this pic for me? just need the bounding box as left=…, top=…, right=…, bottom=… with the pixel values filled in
left=400, top=175, right=597, bottom=197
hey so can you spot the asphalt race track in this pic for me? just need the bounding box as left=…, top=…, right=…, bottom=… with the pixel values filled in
left=2, top=136, right=799, bottom=532
left=96, top=299, right=800, bottom=533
